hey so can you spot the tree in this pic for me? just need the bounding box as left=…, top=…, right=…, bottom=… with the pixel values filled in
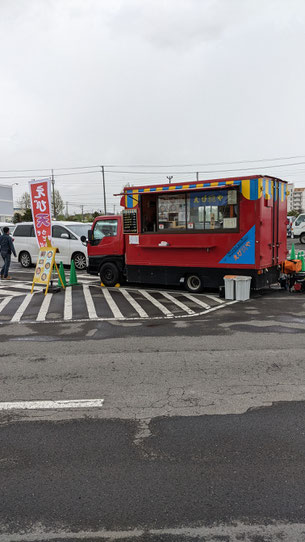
left=52, top=189, right=64, bottom=218
left=288, top=210, right=299, bottom=217
left=13, top=212, right=22, bottom=224
left=18, top=192, right=31, bottom=211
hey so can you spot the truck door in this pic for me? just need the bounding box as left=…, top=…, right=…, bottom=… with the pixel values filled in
left=90, top=218, right=122, bottom=257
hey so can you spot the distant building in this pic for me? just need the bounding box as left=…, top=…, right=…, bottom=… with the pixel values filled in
left=291, top=187, right=305, bottom=214
left=287, top=183, right=294, bottom=213
left=0, top=184, right=14, bottom=221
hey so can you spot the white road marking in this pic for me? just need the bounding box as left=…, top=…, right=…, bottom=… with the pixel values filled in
left=0, top=282, right=34, bottom=290
left=0, top=296, right=13, bottom=313
left=83, top=285, right=98, bottom=319
left=204, top=293, right=225, bottom=304
left=181, top=292, right=211, bottom=310
left=0, top=289, right=31, bottom=298
left=119, top=288, right=148, bottom=318
left=36, top=293, right=53, bottom=322
left=0, top=300, right=239, bottom=326
left=159, top=291, right=195, bottom=315
left=64, top=287, right=72, bottom=320
left=102, top=288, right=124, bottom=318
left=0, top=399, right=104, bottom=410
left=10, top=294, right=33, bottom=322
left=140, top=290, right=173, bottom=317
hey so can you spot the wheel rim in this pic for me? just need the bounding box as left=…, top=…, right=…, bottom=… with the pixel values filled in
left=187, top=275, right=201, bottom=290
left=74, top=254, right=86, bottom=270
left=21, top=253, right=30, bottom=267
left=104, top=267, right=114, bottom=281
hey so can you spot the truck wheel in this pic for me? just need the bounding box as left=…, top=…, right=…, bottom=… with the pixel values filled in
left=185, top=274, right=204, bottom=293
left=300, top=233, right=305, bottom=244
left=100, top=262, right=120, bottom=287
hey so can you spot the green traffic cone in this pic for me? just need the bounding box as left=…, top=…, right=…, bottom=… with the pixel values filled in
left=290, top=243, right=296, bottom=260
left=297, top=251, right=301, bottom=259
left=302, top=255, right=305, bottom=272
left=57, top=261, right=66, bottom=287
left=68, top=260, right=78, bottom=286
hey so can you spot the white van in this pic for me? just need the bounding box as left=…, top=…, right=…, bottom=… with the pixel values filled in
left=13, top=221, right=91, bottom=270
left=291, top=214, right=305, bottom=243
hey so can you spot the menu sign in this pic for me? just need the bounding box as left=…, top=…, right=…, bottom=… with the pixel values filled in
left=31, top=247, right=57, bottom=293
left=123, top=209, right=138, bottom=234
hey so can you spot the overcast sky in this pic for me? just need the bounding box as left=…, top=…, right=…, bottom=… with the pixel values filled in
left=1, top=0, right=305, bottom=213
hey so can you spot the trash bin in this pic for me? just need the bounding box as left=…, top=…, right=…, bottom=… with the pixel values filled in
left=223, top=275, right=237, bottom=300
left=234, top=276, right=252, bottom=301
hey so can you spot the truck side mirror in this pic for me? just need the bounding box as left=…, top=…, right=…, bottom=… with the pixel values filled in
left=88, top=230, right=93, bottom=243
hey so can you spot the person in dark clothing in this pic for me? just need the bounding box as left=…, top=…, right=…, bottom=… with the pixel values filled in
left=0, top=226, right=16, bottom=279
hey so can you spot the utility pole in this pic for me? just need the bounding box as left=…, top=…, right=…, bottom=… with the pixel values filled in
left=167, top=175, right=173, bottom=184
left=80, top=205, right=84, bottom=221
left=196, top=172, right=199, bottom=182
left=51, top=169, right=56, bottom=219
left=101, top=165, right=107, bottom=215
left=113, top=204, right=116, bottom=215
left=65, top=201, right=69, bottom=218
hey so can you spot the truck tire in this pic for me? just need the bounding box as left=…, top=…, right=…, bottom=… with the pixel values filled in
left=300, top=233, right=305, bottom=244
left=100, top=262, right=120, bottom=287
left=185, top=274, right=204, bottom=293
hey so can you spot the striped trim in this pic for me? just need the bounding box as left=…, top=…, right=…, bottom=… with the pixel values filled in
left=124, top=178, right=287, bottom=208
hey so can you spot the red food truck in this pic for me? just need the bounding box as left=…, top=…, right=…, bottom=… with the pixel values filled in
left=84, top=175, right=288, bottom=293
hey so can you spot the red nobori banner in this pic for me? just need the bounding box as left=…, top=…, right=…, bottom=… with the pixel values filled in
left=29, top=179, right=52, bottom=247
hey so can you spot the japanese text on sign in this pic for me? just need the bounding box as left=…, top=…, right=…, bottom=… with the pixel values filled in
left=29, top=179, right=52, bottom=247
left=190, top=190, right=228, bottom=207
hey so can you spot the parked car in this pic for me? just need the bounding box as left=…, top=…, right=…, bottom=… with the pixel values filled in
left=290, top=214, right=305, bottom=242
left=12, top=221, right=91, bottom=270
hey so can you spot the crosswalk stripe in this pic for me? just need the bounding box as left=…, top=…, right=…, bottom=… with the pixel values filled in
left=140, top=290, right=173, bottom=317
left=0, top=282, right=34, bottom=290
left=119, top=289, right=148, bottom=318
left=102, top=288, right=124, bottom=319
left=181, top=293, right=211, bottom=310
left=159, top=291, right=195, bottom=315
left=11, top=294, right=33, bottom=322
left=204, top=294, right=225, bottom=304
left=0, top=289, right=31, bottom=298
left=36, top=293, right=53, bottom=322
left=0, top=296, right=13, bottom=313
left=64, top=287, right=72, bottom=320
left=83, top=285, right=98, bottom=319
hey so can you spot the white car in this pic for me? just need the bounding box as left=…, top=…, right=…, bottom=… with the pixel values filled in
left=291, top=214, right=305, bottom=243
left=12, top=221, right=91, bottom=270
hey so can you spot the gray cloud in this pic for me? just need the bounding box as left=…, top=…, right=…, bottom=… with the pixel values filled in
left=0, top=0, right=305, bottom=210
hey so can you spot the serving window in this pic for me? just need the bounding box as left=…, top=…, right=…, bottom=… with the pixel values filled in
left=141, top=189, right=239, bottom=233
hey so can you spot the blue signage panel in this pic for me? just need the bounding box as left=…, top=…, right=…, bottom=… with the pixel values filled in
left=189, top=190, right=228, bottom=208
left=219, top=225, right=256, bottom=265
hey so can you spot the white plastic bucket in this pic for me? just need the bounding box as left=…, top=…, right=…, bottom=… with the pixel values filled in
left=234, top=276, right=252, bottom=301
left=223, top=275, right=237, bottom=300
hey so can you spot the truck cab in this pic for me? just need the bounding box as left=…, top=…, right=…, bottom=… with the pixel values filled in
left=85, top=215, right=125, bottom=285
left=291, top=214, right=305, bottom=243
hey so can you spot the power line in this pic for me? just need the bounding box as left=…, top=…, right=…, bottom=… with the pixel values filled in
left=1, top=154, right=305, bottom=174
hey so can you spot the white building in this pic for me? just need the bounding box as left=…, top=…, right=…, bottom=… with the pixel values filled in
left=287, top=183, right=294, bottom=213
left=0, top=184, right=14, bottom=221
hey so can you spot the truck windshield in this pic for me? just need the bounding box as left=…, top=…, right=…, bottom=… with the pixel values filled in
left=67, top=224, right=92, bottom=237
left=93, top=220, right=118, bottom=240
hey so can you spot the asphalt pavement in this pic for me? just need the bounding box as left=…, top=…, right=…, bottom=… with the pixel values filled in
left=1, top=259, right=305, bottom=541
